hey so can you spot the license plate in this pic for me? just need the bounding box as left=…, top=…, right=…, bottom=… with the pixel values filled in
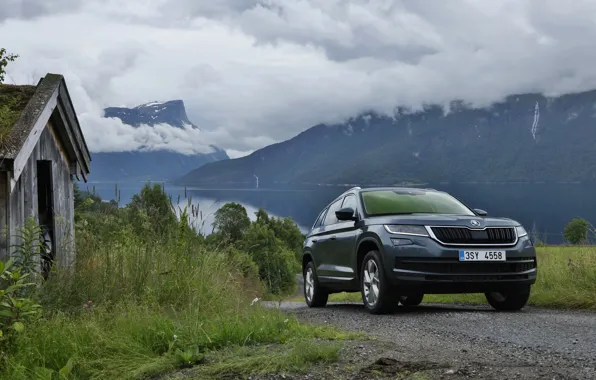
left=459, top=250, right=506, bottom=261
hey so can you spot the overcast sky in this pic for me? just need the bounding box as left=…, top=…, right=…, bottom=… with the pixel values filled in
left=2, top=0, right=596, bottom=158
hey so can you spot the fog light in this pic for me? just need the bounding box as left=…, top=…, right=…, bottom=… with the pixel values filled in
left=391, top=238, right=413, bottom=246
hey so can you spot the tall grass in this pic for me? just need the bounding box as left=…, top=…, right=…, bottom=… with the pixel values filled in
left=528, top=246, right=596, bottom=308
left=326, top=246, right=596, bottom=309
left=0, top=190, right=348, bottom=379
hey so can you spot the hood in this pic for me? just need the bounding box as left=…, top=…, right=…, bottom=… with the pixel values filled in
left=366, top=214, right=520, bottom=229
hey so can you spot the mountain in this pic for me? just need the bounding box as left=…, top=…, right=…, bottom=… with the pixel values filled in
left=89, top=100, right=229, bottom=182
left=175, top=90, right=596, bottom=187
left=104, top=100, right=194, bottom=129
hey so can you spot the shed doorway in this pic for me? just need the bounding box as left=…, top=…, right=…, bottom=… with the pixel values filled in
left=37, top=160, right=54, bottom=278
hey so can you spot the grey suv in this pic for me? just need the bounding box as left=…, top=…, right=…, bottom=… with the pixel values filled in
left=302, top=187, right=537, bottom=314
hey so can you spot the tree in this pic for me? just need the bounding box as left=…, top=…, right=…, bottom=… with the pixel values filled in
left=564, top=218, right=590, bottom=245
left=212, top=202, right=250, bottom=241
left=0, top=48, right=18, bottom=83
left=254, top=208, right=305, bottom=262
left=255, top=208, right=270, bottom=225
left=128, top=183, right=177, bottom=236
left=238, top=223, right=298, bottom=295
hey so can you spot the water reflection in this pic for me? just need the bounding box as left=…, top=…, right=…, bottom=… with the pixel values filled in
left=86, top=182, right=596, bottom=244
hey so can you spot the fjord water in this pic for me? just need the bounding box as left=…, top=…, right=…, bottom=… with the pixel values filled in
left=87, top=182, right=596, bottom=244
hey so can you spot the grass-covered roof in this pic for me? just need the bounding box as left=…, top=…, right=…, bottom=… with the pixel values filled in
left=0, top=84, right=37, bottom=143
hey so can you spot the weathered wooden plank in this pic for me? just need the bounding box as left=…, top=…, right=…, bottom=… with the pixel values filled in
left=9, top=169, right=24, bottom=252
left=22, top=149, right=37, bottom=222
left=0, top=172, right=7, bottom=261
left=52, top=101, right=83, bottom=176
left=57, top=84, right=91, bottom=176
left=10, top=87, right=59, bottom=192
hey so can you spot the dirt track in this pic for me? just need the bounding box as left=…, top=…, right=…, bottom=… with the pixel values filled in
left=264, top=296, right=596, bottom=379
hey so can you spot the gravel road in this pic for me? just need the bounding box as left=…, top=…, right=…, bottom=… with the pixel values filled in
left=265, top=297, right=596, bottom=379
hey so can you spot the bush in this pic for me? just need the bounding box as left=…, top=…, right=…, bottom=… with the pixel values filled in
left=254, top=209, right=305, bottom=262
left=212, top=202, right=251, bottom=242
left=0, top=218, right=44, bottom=350
left=564, top=218, right=591, bottom=245
left=238, top=224, right=299, bottom=295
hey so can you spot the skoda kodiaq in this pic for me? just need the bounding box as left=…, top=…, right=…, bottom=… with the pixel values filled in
left=302, top=187, right=537, bottom=314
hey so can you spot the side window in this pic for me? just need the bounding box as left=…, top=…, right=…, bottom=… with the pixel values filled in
left=341, top=194, right=358, bottom=213
left=312, top=208, right=327, bottom=229
left=323, top=198, right=344, bottom=226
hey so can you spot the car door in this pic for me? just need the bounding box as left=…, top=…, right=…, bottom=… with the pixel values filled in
left=330, top=193, right=361, bottom=281
left=311, top=197, right=345, bottom=281
left=306, top=206, right=327, bottom=265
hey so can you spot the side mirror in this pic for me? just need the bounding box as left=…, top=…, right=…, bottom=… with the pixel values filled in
left=474, top=208, right=488, bottom=216
left=336, top=207, right=357, bottom=221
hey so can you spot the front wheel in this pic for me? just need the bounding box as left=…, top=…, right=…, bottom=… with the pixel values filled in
left=485, top=286, right=531, bottom=311
left=304, top=261, right=328, bottom=307
left=360, top=250, right=396, bottom=314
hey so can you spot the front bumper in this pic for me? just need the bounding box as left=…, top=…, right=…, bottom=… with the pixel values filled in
left=382, top=234, right=537, bottom=294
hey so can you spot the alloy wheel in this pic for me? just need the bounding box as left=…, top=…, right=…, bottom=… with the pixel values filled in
left=363, top=259, right=380, bottom=307
left=305, top=267, right=314, bottom=303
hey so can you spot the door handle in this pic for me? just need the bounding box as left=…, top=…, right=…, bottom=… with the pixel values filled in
left=330, top=236, right=336, bottom=240
left=312, top=239, right=318, bottom=243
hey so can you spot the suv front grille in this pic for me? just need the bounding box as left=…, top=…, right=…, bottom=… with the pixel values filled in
left=430, top=227, right=516, bottom=245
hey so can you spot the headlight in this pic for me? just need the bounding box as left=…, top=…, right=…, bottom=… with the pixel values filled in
left=384, top=225, right=429, bottom=237
left=515, top=225, right=528, bottom=237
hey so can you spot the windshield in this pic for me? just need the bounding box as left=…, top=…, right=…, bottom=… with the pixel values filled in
left=361, top=189, right=475, bottom=216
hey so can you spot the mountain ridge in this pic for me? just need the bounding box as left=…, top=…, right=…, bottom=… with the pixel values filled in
left=175, top=88, right=596, bottom=186
left=103, top=99, right=198, bottom=130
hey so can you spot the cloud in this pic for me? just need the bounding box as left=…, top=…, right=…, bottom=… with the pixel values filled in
left=3, top=0, right=596, bottom=155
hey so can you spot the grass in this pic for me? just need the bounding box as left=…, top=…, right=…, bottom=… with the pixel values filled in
left=298, top=246, right=596, bottom=310
left=5, top=299, right=348, bottom=380
left=173, top=340, right=341, bottom=379
left=0, top=191, right=355, bottom=380
left=0, top=84, right=36, bottom=143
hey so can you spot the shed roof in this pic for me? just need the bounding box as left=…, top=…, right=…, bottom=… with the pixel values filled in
left=0, top=74, right=91, bottom=186
left=0, top=84, right=37, bottom=142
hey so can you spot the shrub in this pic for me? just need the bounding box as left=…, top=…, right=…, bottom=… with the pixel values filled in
left=254, top=208, right=305, bottom=262
left=212, top=202, right=251, bottom=241
left=564, top=218, right=591, bottom=245
left=238, top=223, right=299, bottom=295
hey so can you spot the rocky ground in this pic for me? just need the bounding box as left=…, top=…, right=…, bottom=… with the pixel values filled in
left=256, top=300, right=596, bottom=380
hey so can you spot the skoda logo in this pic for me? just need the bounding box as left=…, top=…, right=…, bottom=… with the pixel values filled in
left=470, top=219, right=481, bottom=227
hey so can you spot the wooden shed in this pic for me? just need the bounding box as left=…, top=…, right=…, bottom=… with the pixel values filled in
left=0, top=73, right=91, bottom=271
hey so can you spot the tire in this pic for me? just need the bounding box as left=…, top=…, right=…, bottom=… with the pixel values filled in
left=360, top=250, right=396, bottom=314
left=303, top=261, right=328, bottom=307
left=399, top=293, right=424, bottom=307
left=485, top=286, right=531, bottom=311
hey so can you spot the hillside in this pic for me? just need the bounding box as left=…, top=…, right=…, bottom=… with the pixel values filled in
left=89, top=100, right=229, bottom=182
left=176, top=90, right=596, bottom=186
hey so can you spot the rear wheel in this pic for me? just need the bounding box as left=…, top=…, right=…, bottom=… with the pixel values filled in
left=361, top=250, right=396, bottom=314
left=304, top=261, right=328, bottom=307
left=485, top=286, right=531, bottom=311
left=399, top=293, right=424, bottom=307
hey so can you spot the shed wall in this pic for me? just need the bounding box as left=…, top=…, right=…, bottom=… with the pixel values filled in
left=1, top=121, right=75, bottom=265
left=0, top=173, right=7, bottom=259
